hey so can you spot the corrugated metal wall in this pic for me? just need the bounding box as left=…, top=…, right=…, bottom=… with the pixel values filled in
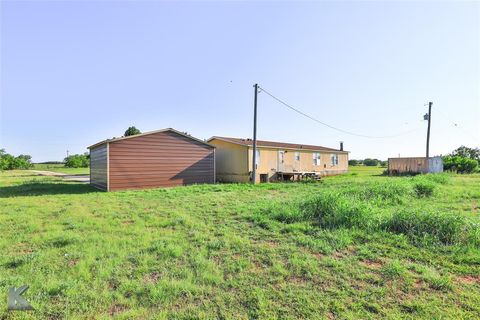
left=428, top=157, right=444, bottom=173
left=90, top=144, right=108, bottom=190
left=108, top=131, right=214, bottom=191
left=388, top=156, right=443, bottom=174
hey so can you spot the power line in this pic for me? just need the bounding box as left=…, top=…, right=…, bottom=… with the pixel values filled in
left=258, top=85, right=421, bottom=139
left=435, top=108, right=480, bottom=143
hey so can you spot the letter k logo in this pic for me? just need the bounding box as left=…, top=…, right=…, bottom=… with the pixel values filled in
left=8, top=285, right=34, bottom=311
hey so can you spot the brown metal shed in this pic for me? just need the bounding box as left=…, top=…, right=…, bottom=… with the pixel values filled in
left=88, top=128, right=215, bottom=191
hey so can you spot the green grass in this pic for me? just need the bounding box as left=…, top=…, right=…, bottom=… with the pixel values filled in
left=0, top=168, right=479, bottom=319
left=33, top=163, right=89, bottom=175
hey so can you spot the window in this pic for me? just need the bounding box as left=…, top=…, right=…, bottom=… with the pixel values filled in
left=331, top=154, right=338, bottom=166
left=295, top=152, right=300, bottom=161
left=313, top=152, right=321, bottom=166
left=278, top=150, right=285, bottom=164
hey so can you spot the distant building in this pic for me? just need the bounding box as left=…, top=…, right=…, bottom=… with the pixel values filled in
left=388, top=156, right=443, bottom=175
left=208, top=137, right=348, bottom=183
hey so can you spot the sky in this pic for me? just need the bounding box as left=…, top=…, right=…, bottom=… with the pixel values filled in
left=1, top=1, right=479, bottom=162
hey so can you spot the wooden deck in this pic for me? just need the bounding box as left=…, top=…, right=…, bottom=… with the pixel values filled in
left=277, top=171, right=321, bottom=181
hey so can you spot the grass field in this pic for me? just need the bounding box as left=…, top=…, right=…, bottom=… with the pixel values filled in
left=32, top=164, right=89, bottom=175
left=0, top=167, right=479, bottom=319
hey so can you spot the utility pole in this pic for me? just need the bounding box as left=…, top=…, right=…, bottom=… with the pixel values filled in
left=66, top=150, right=69, bottom=158
left=252, top=84, right=258, bottom=184
left=425, top=101, right=433, bottom=158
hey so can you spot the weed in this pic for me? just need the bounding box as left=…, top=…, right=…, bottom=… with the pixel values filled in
left=381, top=260, right=406, bottom=279
left=385, top=210, right=478, bottom=246
left=413, top=181, right=435, bottom=197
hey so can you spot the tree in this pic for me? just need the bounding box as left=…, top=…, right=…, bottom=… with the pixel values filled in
left=64, top=153, right=89, bottom=168
left=348, top=159, right=359, bottom=166
left=124, top=126, right=141, bottom=137
left=363, top=158, right=379, bottom=166
left=449, top=146, right=480, bottom=162
left=443, top=155, right=478, bottom=173
left=0, top=149, right=33, bottom=170
left=443, top=146, right=480, bottom=173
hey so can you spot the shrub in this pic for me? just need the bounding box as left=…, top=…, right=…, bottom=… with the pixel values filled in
left=64, top=153, right=89, bottom=168
left=443, top=155, right=478, bottom=174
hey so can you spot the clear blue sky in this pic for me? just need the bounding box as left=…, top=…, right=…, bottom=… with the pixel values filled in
left=1, top=1, right=479, bottom=162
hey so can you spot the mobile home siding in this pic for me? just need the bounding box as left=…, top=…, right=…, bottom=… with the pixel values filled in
left=247, top=147, right=348, bottom=182
left=210, top=139, right=249, bottom=183
left=90, top=144, right=108, bottom=190
left=108, top=131, right=214, bottom=191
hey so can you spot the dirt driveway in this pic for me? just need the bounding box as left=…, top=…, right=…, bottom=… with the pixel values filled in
left=31, top=170, right=89, bottom=183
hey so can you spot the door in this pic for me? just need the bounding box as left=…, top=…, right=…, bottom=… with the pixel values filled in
left=278, top=150, right=285, bottom=172
left=292, top=151, right=301, bottom=172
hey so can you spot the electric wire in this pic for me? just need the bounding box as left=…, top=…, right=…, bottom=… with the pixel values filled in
left=258, top=85, right=421, bottom=139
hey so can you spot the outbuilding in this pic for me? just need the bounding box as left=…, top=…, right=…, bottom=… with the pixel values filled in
left=388, top=156, right=443, bottom=175
left=88, top=128, right=215, bottom=191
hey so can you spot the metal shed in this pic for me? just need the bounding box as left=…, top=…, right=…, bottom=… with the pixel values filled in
left=388, top=156, right=443, bottom=175
left=88, top=128, right=215, bottom=191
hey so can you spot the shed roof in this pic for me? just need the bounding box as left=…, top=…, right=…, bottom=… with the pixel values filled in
left=208, top=136, right=348, bottom=153
left=88, top=128, right=215, bottom=149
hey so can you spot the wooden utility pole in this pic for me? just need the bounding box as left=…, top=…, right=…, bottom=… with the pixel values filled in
left=252, top=84, right=258, bottom=184
left=425, top=101, right=433, bottom=158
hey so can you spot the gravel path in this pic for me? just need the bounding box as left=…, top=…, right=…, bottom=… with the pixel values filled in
left=31, top=170, right=89, bottom=183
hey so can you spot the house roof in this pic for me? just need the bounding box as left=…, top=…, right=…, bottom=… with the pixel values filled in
left=208, top=136, right=348, bottom=153
left=88, top=128, right=215, bottom=149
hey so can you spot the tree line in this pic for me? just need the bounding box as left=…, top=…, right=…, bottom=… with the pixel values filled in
left=0, top=149, right=33, bottom=170
left=348, top=159, right=388, bottom=167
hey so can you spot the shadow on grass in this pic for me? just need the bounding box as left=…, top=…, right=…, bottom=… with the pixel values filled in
left=0, top=182, right=100, bottom=198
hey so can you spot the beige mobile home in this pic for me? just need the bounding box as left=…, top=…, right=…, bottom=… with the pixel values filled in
left=208, top=137, right=348, bottom=183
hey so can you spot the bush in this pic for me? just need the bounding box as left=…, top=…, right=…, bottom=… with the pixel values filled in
left=64, top=153, right=89, bottom=168
left=443, top=156, right=478, bottom=173
left=0, top=149, right=33, bottom=170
